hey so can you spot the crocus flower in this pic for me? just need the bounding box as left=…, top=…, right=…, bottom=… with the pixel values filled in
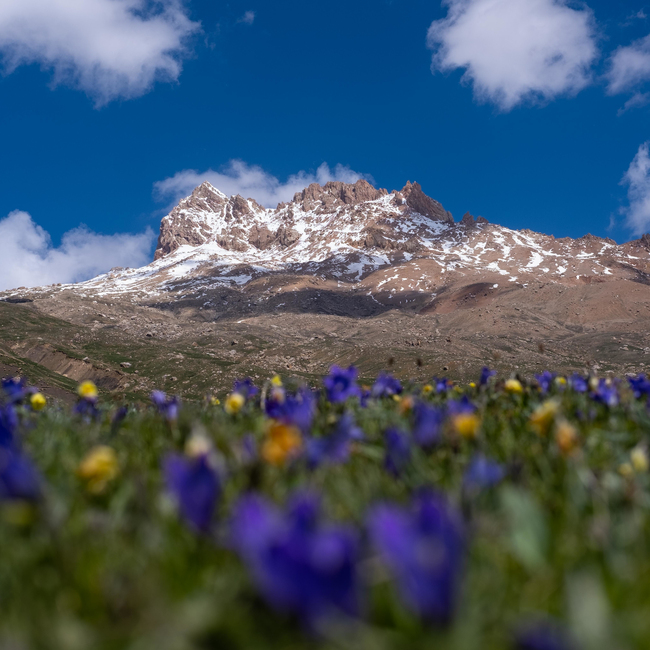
left=479, top=367, right=496, bottom=386
left=151, top=391, right=180, bottom=421
left=412, top=402, right=444, bottom=448
left=629, top=374, right=650, bottom=399
left=233, top=378, right=259, bottom=399
left=535, top=371, right=555, bottom=394
left=368, top=490, right=464, bottom=624
left=384, top=428, right=411, bottom=477
left=515, top=621, right=576, bottom=650
left=306, top=413, right=363, bottom=468
left=230, top=492, right=361, bottom=627
left=164, top=452, right=220, bottom=533
left=371, top=372, right=403, bottom=398
left=323, top=365, right=361, bottom=403
left=0, top=449, right=41, bottom=502
left=464, top=454, right=505, bottom=490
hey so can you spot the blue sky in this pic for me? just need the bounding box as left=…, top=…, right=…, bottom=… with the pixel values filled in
left=2, top=0, right=650, bottom=288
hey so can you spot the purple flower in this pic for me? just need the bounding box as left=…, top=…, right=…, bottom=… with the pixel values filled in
left=230, top=492, right=361, bottom=626
left=464, top=454, right=505, bottom=490
left=0, top=404, right=18, bottom=449
left=412, top=402, right=444, bottom=448
left=479, top=367, right=496, bottom=386
left=0, top=449, right=41, bottom=502
left=306, top=413, right=363, bottom=468
left=266, top=386, right=316, bottom=434
left=447, top=395, right=477, bottom=416
left=164, top=453, right=220, bottom=533
left=515, top=621, right=575, bottom=650
left=535, top=371, right=555, bottom=394
left=384, top=428, right=411, bottom=477
left=2, top=377, right=29, bottom=404
left=371, top=372, right=402, bottom=398
left=151, top=391, right=180, bottom=421
left=368, top=491, right=464, bottom=624
left=569, top=374, right=588, bottom=393
left=233, top=378, right=259, bottom=399
left=433, top=378, right=451, bottom=393
left=323, top=365, right=361, bottom=404
left=74, top=398, right=100, bottom=422
left=592, top=379, right=619, bottom=408
left=629, top=374, right=650, bottom=399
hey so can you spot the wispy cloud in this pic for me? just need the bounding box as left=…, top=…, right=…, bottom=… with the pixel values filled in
left=621, top=142, right=650, bottom=235
left=0, top=0, right=200, bottom=105
left=617, top=91, right=650, bottom=115
left=237, top=11, right=256, bottom=25
left=0, top=211, right=155, bottom=291
left=154, top=160, right=374, bottom=208
left=427, top=0, right=598, bottom=111
left=607, top=34, right=650, bottom=96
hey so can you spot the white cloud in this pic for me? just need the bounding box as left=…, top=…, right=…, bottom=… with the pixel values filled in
left=621, top=142, right=650, bottom=235
left=238, top=11, right=256, bottom=25
left=427, top=0, right=598, bottom=111
left=617, top=91, right=650, bottom=115
left=0, top=211, right=155, bottom=291
left=607, top=35, right=650, bottom=95
left=0, top=0, right=200, bottom=105
left=154, top=160, right=374, bottom=208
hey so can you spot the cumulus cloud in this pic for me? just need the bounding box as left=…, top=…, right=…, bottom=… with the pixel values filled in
left=427, top=0, right=598, bottom=111
left=607, top=35, right=650, bottom=95
left=0, top=211, right=155, bottom=291
left=238, top=11, right=256, bottom=25
left=0, top=0, right=200, bottom=105
left=154, top=160, right=374, bottom=208
left=621, top=142, right=650, bottom=235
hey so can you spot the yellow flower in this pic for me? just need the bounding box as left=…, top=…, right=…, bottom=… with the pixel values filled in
left=469, top=382, right=477, bottom=389
left=452, top=413, right=480, bottom=439
left=529, top=399, right=560, bottom=436
left=555, top=376, right=567, bottom=387
left=185, top=433, right=212, bottom=458
left=209, top=396, right=221, bottom=406
left=392, top=394, right=402, bottom=403
left=619, top=463, right=634, bottom=478
left=30, top=393, right=47, bottom=411
left=422, top=384, right=434, bottom=395
left=225, top=392, right=245, bottom=415
left=399, top=396, right=414, bottom=415
left=77, top=446, right=119, bottom=494
left=271, top=374, right=283, bottom=387
left=631, top=447, right=649, bottom=473
left=555, top=420, right=579, bottom=456
left=78, top=381, right=98, bottom=400
left=262, top=422, right=302, bottom=466
left=505, top=379, right=523, bottom=394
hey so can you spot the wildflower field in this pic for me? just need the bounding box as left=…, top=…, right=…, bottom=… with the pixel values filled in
left=3, top=368, right=650, bottom=650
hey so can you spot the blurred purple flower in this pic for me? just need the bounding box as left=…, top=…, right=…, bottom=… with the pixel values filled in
left=384, top=428, right=411, bottom=477
left=516, top=621, right=575, bottom=650
left=371, top=372, right=402, bottom=398
left=569, top=374, right=588, bottom=393
left=230, top=492, right=361, bottom=626
left=592, top=379, right=619, bottom=408
left=164, top=453, right=220, bottom=533
left=306, top=413, right=363, bottom=468
left=266, top=386, right=316, bottom=434
left=368, top=490, right=464, bottom=624
left=323, top=365, right=361, bottom=404
left=73, top=398, right=100, bottom=422
left=233, top=378, right=259, bottom=399
left=464, top=454, right=505, bottom=490
left=480, top=367, right=496, bottom=386
left=447, top=396, right=477, bottom=416
left=0, top=449, right=41, bottom=502
left=433, top=378, right=451, bottom=394
left=0, top=404, right=18, bottom=449
left=2, top=377, right=30, bottom=404
left=151, top=391, right=180, bottom=421
left=629, top=374, right=650, bottom=399
left=535, top=371, right=555, bottom=394
left=412, top=402, right=444, bottom=448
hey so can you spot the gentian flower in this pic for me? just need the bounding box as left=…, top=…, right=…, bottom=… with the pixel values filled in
left=371, top=372, right=402, bottom=398
left=591, top=378, right=619, bottom=407
left=629, top=374, right=650, bottom=399
left=0, top=404, right=18, bottom=449
left=412, top=402, right=444, bottom=448
left=0, top=449, right=41, bottom=502
left=569, top=374, right=588, bottom=393
left=2, top=377, right=29, bottom=403
left=306, top=413, right=363, bottom=468
left=323, top=365, right=361, bottom=403
left=164, top=450, right=221, bottom=533
left=535, top=371, right=555, bottom=394
left=266, top=386, right=317, bottom=434
left=479, top=367, right=496, bottom=386
left=230, top=492, right=361, bottom=627
left=233, top=378, right=259, bottom=399
left=368, top=490, right=464, bottom=624
left=433, top=378, right=451, bottom=393
left=151, top=391, right=180, bottom=421
left=515, top=621, right=576, bottom=650
left=384, top=428, right=411, bottom=477
left=74, top=397, right=100, bottom=422
left=464, top=454, right=505, bottom=490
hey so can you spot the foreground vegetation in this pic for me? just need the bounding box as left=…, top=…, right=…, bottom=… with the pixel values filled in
left=2, top=368, right=650, bottom=650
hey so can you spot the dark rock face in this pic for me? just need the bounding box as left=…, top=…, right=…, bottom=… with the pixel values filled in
left=400, top=181, right=453, bottom=224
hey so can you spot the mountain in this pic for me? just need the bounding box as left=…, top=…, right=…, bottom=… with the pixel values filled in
left=1, top=180, right=650, bottom=400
